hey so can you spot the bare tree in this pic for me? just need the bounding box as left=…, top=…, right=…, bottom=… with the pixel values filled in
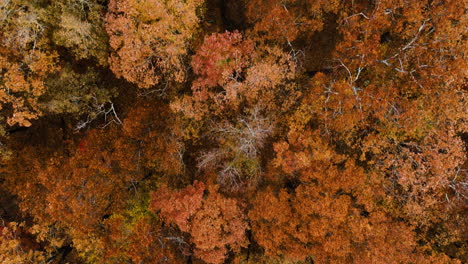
left=197, top=107, right=274, bottom=190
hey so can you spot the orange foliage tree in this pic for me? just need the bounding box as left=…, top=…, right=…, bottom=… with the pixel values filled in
left=249, top=126, right=462, bottom=263
left=101, top=200, right=185, bottom=264
left=0, top=0, right=59, bottom=129
left=0, top=0, right=466, bottom=263
left=106, top=0, right=205, bottom=89
left=299, top=0, right=467, bottom=240
left=0, top=221, right=48, bottom=264
left=34, top=129, right=141, bottom=243
left=245, top=0, right=340, bottom=44
left=122, top=102, right=185, bottom=176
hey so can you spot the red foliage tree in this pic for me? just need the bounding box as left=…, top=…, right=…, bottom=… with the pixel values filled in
left=172, top=31, right=297, bottom=120
left=150, top=182, right=249, bottom=264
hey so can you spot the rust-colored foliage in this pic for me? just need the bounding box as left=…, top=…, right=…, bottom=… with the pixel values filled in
left=2, top=127, right=146, bottom=260
left=172, top=31, right=297, bottom=120
left=250, top=128, right=462, bottom=263
left=0, top=50, right=58, bottom=128
left=0, top=0, right=466, bottom=263
left=37, top=129, right=141, bottom=237
left=191, top=31, right=254, bottom=90
left=172, top=31, right=298, bottom=190
left=246, top=0, right=340, bottom=43
left=189, top=184, right=248, bottom=264
left=150, top=181, right=205, bottom=233
left=0, top=0, right=60, bottom=128
left=102, top=214, right=183, bottom=264
left=151, top=182, right=248, bottom=264
left=305, top=0, right=466, bottom=142
left=296, top=1, right=467, bottom=248
left=122, top=103, right=185, bottom=176
left=106, top=0, right=205, bottom=88
left=0, top=221, right=47, bottom=264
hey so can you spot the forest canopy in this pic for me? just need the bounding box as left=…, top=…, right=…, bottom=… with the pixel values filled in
left=0, top=0, right=466, bottom=263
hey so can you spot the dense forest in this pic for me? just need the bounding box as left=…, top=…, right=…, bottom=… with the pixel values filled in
left=0, top=0, right=466, bottom=263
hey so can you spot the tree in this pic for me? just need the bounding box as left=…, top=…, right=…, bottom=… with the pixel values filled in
left=197, top=107, right=273, bottom=190
left=172, top=31, right=298, bottom=190
left=39, top=64, right=116, bottom=117
left=0, top=0, right=117, bottom=139
left=50, top=0, right=109, bottom=65
left=37, top=129, right=140, bottom=237
left=299, top=1, right=467, bottom=254
left=0, top=50, right=58, bottom=128
left=150, top=181, right=205, bottom=233
left=0, top=221, right=48, bottom=264
left=150, top=182, right=249, bottom=264
left=245, top=0, right=340, bottom=44
left=0, top=0, right=465, bottom=263
left=249, top=127, right=461, bottom=263
left=122, top=102, right=185, bottom=176
left=101, top=194, right=185, bottom=264
left=1, top=126, right=144, bottom=262
left=173, top=31, right=298, bottom=120
left=105, top=0, right=205, bottom=89
left=0, top=0, right=60, bottom=128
